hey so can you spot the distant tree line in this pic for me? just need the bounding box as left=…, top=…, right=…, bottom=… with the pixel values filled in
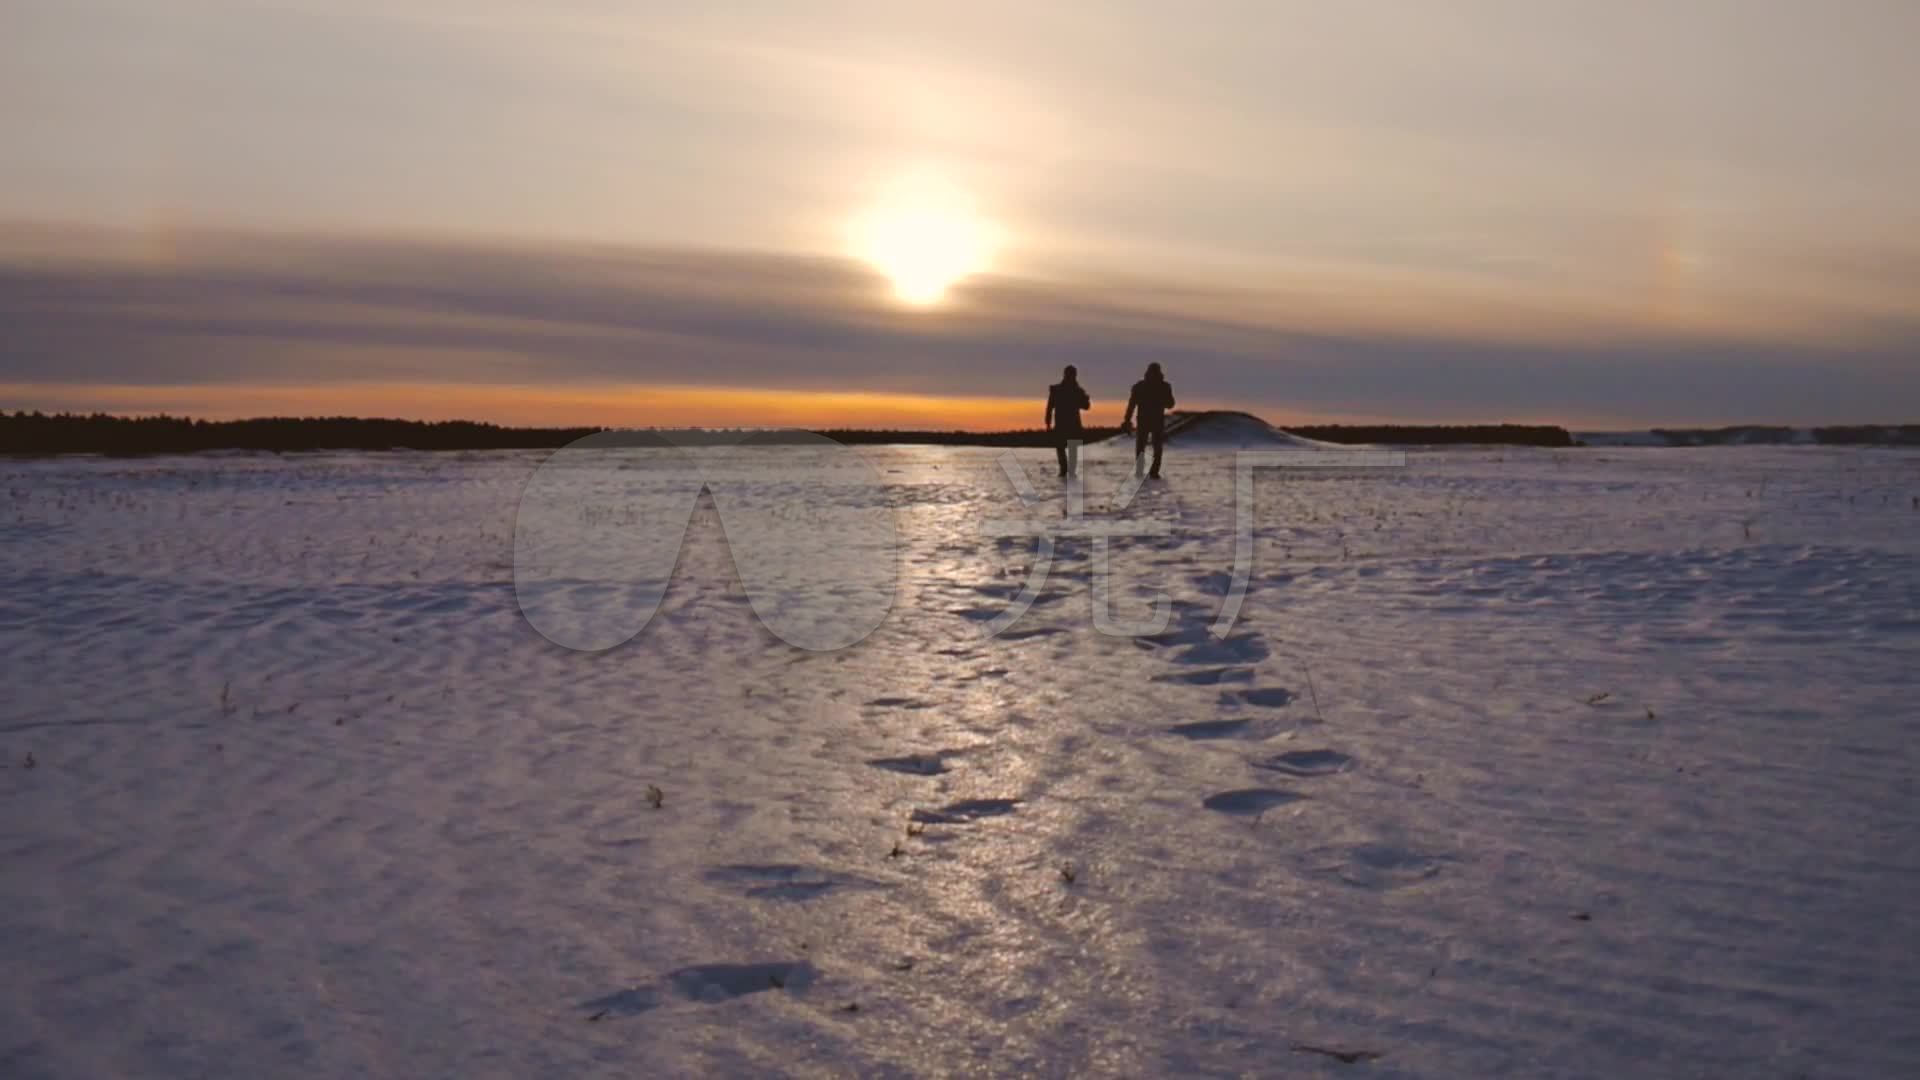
left=1292, top=424, right=1574, bottom=447
left=1644, top=425, right=1920, bottom=446
left=1646, top=425, right=1798, bottom=446
left=1811, top=425, right=1920, bottom=445
left=0, top=412, right=602, bottom=455
left=0, top=410, right=1603, bottom=455
left=0, top=412, right=1124, bottom=454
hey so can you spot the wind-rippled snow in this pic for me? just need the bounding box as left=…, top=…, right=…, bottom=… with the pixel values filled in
left=2, top=445, right=1917, bottom=1078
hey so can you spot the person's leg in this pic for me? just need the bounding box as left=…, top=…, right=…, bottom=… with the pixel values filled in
left=1134, top=426, right=1149, bottom=476
left=1055, top=434, right=1069, bottom=476
left=1149, top=427, right=1165, bottom=477
left=1065, top=437, right=1080, bottom=477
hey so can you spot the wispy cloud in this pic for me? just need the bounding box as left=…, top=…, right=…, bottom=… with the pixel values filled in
left=3, top=226, right=1915, bottom=426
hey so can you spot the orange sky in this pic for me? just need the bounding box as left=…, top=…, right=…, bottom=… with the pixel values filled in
left=0, top=381, right=1049, bottom=431
left=0, top=380, right=1591, bottom=431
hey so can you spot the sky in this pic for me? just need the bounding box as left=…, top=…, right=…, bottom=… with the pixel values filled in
left=3, top=0, right=1917, bottom=429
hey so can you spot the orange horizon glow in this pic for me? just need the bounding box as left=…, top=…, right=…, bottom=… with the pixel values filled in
left=0, top=381, right=1058, bottom=432
left=0, top=380, right=1630, bottom=432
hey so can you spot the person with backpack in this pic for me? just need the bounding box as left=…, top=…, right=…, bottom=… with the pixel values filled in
left=1120, top=362, right=1176, bottom=478
left=1044, top=365, right=1091, bottom=477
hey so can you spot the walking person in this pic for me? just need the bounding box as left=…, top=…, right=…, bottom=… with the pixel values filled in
left=1045, top=365, right=1091, bottom=477
left=1121, top=362, right=1176, bottom=478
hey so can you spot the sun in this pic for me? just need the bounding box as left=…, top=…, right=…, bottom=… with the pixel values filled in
left=852, top=173, right=995, bottom=306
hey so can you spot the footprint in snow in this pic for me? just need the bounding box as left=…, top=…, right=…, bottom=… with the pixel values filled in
left=1308, top=843, right=1449, bottom=890
left=1151, top=666, right=1255, bottom=686
left=1221, top=686, right=1295, bottom=709
left=998, top=626, right=1066, bottom=642
left=910, top=798, right=1020, bottom=825
left=866, top=750, right=956, bottom=775
left=1166, top=718, right=1289, bottom=741
left=1201, top=788, right=1305, bottom=815
left=865, top=696, right=932, bottom=710
left=583, top=960, right=817, bottom=1018
left=702, top=863, right=879, bottom=902
left=1251, top=749, right=1353, bottom=776
left=1169, top=633, right=1271, bottom=666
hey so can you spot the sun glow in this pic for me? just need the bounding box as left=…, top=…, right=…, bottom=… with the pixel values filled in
left=852, top=172, right=996, bottom=306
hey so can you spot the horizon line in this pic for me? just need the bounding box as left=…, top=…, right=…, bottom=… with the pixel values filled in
left=11, top=406, right=1918, bottom=436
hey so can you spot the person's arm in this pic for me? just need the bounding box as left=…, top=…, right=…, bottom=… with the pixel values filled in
left=1121, top=387, right=1136, bottom=430
left=1044, top=388, right=1055, bottom=430
left=1077, top=386, right=1090, bottom=411
left=1164, top=383, right=1176, bottom=411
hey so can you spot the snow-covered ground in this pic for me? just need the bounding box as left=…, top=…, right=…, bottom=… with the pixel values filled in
left=3, top=445, right=1918, bottom=1078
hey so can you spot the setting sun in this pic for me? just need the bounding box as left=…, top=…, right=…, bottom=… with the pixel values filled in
left=851, top=172, right=995, bottom=305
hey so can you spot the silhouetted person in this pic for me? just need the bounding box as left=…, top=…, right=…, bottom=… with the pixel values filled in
left=1045, top=365, right=1091, bottom=477
left=1121, top=362, right=1176, bottom=478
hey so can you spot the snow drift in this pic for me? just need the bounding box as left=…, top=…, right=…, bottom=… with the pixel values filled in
left=1091, top=410, right=1344, bottom=452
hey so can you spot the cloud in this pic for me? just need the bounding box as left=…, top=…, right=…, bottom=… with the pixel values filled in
left=2, top=225, right=1916, bottom=426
